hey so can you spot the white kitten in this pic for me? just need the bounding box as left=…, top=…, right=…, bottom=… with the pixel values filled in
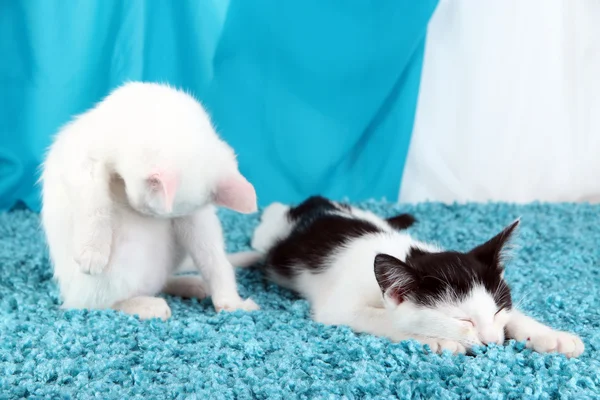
left=41, top=82, right=259, bottom=320
left=236, top=196, right=584, bottom=357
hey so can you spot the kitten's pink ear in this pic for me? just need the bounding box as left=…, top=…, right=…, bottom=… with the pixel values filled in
left=148, top=171, right=179, bottom=213
left=214, top=172, right=257, bottom=214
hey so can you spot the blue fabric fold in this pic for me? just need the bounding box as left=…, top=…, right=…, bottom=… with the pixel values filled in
left=0, top=0, right=438, bottom=211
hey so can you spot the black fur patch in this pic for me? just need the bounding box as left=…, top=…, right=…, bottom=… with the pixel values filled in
left=406, top=246, right=430, bottom=260
left=420, top=252, right=510, bottom=309
left=264, top=196, right=383, bottom=278
left=374, top=223, right=517, bottom=310
left=287, top=196, right=338, bottom=222
left=374, top=250, right=513, bottom=309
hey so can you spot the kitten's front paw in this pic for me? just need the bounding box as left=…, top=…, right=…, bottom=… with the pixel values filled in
left=75, top=246, right=110, bottom=275
left=420, top=338, right=467, bottom=355
left=213, top=297, right=260, bottom=312
left=525, top=330, right=585, bottom=358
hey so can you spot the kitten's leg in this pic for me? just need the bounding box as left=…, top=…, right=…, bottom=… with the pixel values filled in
left=318, top=307, right=467, bottom=354
left=69, top=159, right=113, bottom=275
left=163, top=275, right=209, bottom=300
left=505, top=309, right=584, bottom=358
left=112, top=296, right=172, bottom=320
left=251, top=202, right=291, bottom=252
left=174, top=206, right=259, bottom=312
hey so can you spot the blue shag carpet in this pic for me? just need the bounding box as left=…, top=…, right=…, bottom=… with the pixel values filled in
left=1, top=202, right=599, bottom=399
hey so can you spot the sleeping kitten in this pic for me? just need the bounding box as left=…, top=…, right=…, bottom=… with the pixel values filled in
left=238, top=196, right=584, bottom=357
left=41, top=82, right=259, bottom=320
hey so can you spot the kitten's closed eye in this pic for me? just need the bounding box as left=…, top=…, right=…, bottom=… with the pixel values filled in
left=459, top=318, right=475, bottom=327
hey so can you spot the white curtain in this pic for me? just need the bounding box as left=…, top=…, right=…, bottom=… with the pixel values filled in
left=400, top=0, right=600, bottom=203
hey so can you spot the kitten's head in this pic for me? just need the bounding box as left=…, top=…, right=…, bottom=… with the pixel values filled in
left=111, top=82, right=257, bottom=217
left=374, top=220, right=519, bottom=349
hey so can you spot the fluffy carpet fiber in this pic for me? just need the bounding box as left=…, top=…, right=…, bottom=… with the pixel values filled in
left=1, top=202, right=599, bottom=399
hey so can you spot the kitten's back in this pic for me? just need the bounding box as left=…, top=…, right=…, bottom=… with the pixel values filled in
left=253, top=196, right=416, bottom=284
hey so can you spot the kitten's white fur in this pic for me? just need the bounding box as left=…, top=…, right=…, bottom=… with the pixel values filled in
left=245, top=202, right=584, bottom=357
left=41, top=82, right=259, bottom=320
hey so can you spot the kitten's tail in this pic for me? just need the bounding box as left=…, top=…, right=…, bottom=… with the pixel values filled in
left=386, top=213, right=417, bottom=230
left=176, top=251, right=264, bottom=273
left=227, top=250, right=265, bottom=268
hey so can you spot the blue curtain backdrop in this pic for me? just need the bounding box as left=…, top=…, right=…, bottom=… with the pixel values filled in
left=0, top=0, right=438, bottom=212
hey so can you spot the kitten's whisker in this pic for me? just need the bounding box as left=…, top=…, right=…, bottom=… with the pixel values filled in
left=513, top=289, right=533, bottom=310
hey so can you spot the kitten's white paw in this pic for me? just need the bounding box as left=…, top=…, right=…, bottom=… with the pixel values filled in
left=525, top=330, right=585, bottom=358
left=113, top=296, right=172, bottom=321
left=420, top=338, right=467, bottom=355
left=214, top=297, right=260, bottom=312
left=74, top=246, right=110, bottom=275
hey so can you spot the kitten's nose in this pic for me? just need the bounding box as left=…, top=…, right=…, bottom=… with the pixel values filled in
left=479, top=329, right=501, bottom=345
left=480, top=333, right=500, bottom=345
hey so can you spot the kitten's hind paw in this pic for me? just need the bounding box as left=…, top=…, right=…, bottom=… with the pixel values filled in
left=214, top=297, right=260, bottom=313
left=260, top=202, right=289, bottom=223
left=251, top=202, right=290, bottom=252
left=526, top=330, right=584, bottom=358
left=74, top=246, right=110, bottom=275
left=420, top=338, right=467, bottom=355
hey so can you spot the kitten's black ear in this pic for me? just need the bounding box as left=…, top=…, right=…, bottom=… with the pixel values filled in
left=386, top=214, right=417, bottom=230
left=374, top=254, right=418, bottom=305
left=469, top=219, right=520, bottom=268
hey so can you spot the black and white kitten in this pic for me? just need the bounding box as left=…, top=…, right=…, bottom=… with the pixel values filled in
left=237, top=196, right=584, bottom=356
